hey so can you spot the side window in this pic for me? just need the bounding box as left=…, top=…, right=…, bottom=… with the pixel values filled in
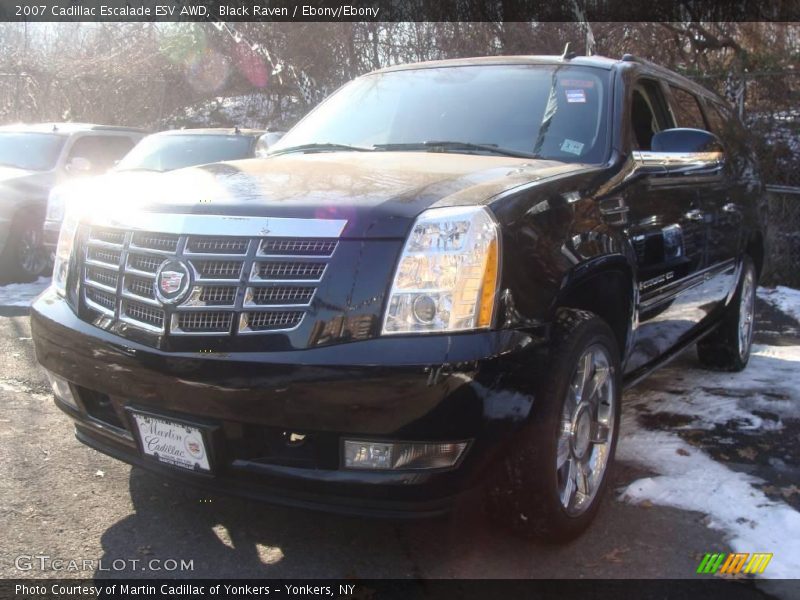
left=66, top=135, right=136, bottom=173
left=630, top=80, right=673, bottom=151
left=668, top=86, right=707, bottom=130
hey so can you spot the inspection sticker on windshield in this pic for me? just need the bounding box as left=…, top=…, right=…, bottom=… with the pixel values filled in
left=561, top=139, right=584, bottom=155
left=565, top=89, right=587, bottom=103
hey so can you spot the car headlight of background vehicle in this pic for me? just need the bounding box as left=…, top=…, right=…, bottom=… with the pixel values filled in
left=52, top=208, right=80, bottom=297
left=46, top=188, right=66, bottom=223
left=382, top=205, right=500, bottom=334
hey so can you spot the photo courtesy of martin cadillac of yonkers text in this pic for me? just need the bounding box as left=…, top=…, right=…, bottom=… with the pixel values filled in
left=0, top=4, right=799, bottom=599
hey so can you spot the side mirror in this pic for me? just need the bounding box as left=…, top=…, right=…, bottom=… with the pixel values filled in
left=66, top=156, right=93, bottom=174
left=255, top=132, right=286, bottom=158
left=634, top=128, right=725, bottom=176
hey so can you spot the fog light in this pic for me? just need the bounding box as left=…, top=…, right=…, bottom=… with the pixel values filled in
left=343, top=440, right=468, bottom=470
left=44, top=370, right=77, bottom=409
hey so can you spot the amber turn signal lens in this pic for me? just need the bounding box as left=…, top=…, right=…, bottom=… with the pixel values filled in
left=477, top=237, right=499, bottom=327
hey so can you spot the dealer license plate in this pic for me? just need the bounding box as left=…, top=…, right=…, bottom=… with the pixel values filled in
left=130, top=412, right=211, bottom=473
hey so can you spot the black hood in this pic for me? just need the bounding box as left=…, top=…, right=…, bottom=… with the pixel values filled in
left=90, top=152, right=594, bottom=238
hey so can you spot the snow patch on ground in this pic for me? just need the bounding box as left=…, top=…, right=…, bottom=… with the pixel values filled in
left=619, top=343, right=800, bottom=578
left=0, top=277, right=50, bottom=307
left=759, top=286, right=800, bottom=325
left=626, top=344, right=800, bottom=431
left=618, top=423, right=800, bottom=579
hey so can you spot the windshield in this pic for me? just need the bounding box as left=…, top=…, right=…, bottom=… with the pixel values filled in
left=115, top=134, right=255, bottom=172
left=0, top=133, right=66, bottom=171
left=272, top=65, right=611, bottom=163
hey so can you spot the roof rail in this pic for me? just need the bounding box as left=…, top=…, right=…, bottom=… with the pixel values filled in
left=621, top=53, right=638, bottom=62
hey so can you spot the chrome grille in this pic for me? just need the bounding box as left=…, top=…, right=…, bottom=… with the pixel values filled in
left=131, top=232, right=179, bottom=253
left=90, top=229, right=125, bottom=245
left=194, top=260, right=243, bottom=280
left=122, top=300, right=165, bottom=330
left=173, top=311, right=233, bottom=334
left=128, top=254, right=161, bottom=274
left=85, top=266, right=118, bottom=290
left=248, top=286, right=315, bottom=306
left=187, top=237, right=248, bottom=255
left=125, top=275, right=156, bottom=300
left=253, top=262, right=326, bottom=281
left=199, top=286, right=237, bottom=306
left=240, top=311, right=304, bottom=332
left=86, top=287, right=115, bottom=314
left=260, top=238, right=337, bottom=256
left=79, top=223, right=339, bottom=338
left=87, top=246, right=121, bottom=267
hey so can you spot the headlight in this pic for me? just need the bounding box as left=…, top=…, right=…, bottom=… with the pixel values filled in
left=52, top=208, right=80, bottom=296
left=46, top=189, right=66, bottom=222
left=382, top=206, right=500, bottom=334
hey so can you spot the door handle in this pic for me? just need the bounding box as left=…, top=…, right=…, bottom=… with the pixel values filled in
left=685, top=209, right=705, bottom=222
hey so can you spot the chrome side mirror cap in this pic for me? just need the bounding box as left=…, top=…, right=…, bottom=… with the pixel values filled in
left=634, top=128, right=725, bottom=176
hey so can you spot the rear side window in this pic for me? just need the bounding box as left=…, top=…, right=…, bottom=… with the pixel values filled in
left=668, top=86, right=707, bottom=130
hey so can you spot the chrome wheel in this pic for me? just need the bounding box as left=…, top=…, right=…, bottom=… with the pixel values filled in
left=17, top=225, right=46, bottom=277
left=557, top=344, right=615, bottom=516
left=738, top=266, right=755, bottom=360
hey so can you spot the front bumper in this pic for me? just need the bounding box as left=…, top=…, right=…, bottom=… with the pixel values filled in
left=31, top=290, right=547, bottom=517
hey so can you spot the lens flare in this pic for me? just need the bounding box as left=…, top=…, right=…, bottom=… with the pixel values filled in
left=185, top=49, right=231, bottom=94
left=235, top=43, right=269, bottom=88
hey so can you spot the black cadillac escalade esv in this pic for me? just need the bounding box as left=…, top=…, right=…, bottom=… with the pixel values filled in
left=31, top=55, right=764, bottom=540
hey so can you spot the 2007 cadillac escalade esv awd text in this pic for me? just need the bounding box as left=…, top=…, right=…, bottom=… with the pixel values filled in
left=31, top=55, right=764, bottom=540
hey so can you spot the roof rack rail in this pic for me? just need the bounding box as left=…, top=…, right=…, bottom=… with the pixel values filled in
left=621, top=54, right=638, bottom=62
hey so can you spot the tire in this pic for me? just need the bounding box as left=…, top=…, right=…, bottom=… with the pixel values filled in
left=697, top=256, right=756, bottom=372
left=0, top=211, right=48, bottom=282
left=486, top=309, right=622, bottom=542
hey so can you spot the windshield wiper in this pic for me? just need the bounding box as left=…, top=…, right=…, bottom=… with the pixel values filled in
left=373, top=141, right=538, bottom=159
left=269, top=142, right=373, bottom=156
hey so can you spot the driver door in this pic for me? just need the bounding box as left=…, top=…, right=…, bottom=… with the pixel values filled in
left=621, top=78, right=710, bottom=374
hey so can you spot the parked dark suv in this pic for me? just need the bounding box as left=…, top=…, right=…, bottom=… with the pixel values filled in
left=31, top=55, right=763, bottom=540
left=0, top=123, right=143, bottom=280
left=43, top=128, right=266, bottom=256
